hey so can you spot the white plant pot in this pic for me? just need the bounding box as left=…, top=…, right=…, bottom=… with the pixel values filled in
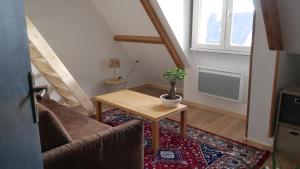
left=160, top=94, right=182, bottom=108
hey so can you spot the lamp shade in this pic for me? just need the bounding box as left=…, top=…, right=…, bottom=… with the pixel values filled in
left=108, top=58, right=120, bottom=68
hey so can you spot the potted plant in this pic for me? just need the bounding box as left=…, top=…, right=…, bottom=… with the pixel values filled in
left=160, top=68, right=186, bottom=108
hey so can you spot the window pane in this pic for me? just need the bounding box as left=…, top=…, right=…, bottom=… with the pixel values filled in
left=230, top=0, right=254, bottom=47
left=198, top=0, right=224, bottom=45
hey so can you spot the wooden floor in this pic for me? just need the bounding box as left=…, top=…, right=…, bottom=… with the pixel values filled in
left=130, top=86, right=300, bottom=169
left=76, top=86, right=300, bottom=168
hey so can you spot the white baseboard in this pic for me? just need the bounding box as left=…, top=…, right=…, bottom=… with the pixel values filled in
left=243, top=137, right=274, bottom=151
left=182, top=100, right=246, bottom=120
left=147, top=82, right=184, bottom=94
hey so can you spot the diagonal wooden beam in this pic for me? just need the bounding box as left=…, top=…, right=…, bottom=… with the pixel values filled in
left=140, top=0, right=184, bottom=69
left=268, top=50, right=280, bottom=137
left=27, top=17, right=94, bottom=115
left=114, top=35, right=163, bottom=44
left=260, top=0, right=284, bottom=50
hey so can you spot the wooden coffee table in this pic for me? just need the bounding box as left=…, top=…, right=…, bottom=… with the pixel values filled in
left=95, top=90, right=188, bottom=152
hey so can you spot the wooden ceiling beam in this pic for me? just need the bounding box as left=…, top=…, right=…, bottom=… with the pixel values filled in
left=114, top=35, right=163, bottom=44
left=260, top=0, right=284, bottom=50
left=140, top=0, right=184, bottom=69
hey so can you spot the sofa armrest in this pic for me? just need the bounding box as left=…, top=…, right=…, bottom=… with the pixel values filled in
left=43, top=120, right=144, bottom=169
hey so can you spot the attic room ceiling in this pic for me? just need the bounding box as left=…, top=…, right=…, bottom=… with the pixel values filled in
left=91, top=0, right=181, bottom=85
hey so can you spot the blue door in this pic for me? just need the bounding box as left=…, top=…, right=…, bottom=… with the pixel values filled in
left=0, top=0, right=43, bottom=168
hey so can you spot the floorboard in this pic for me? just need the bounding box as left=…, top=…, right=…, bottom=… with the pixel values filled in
left=74, top=86, right=299, bottom=168
left=131, top=86, right=300, bottom=169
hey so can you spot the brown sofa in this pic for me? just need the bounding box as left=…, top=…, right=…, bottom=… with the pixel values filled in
left=37, top=97, right=144, bottom=169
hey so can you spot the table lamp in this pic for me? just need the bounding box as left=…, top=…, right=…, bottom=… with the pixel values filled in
left=108, top=58, right=120, bottom=81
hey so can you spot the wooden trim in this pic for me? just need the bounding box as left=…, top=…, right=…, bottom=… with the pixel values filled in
left=182, top=100, right=247, bottom=120
left=245, top=12, right=257, bottom=138
left=140, top=0, right=184, bottom=69
left=268, top=50, right=280, bottom=137
left=243, top=138, right=274, bottom=151
left=260, top=0, right=284, bottom=50
left=148, top=82, right=183, bottom=94
left=114, top=35, right=163, bottom=44
left=129, top=83, right=152, bottom=91
left=129, top=83, right=184, bottom=95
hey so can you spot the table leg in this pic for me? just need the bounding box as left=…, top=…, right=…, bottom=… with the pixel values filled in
left=180, top=110, right=187, bottom=136
left=152, top=120, right=160, bottom=152
left=96, top=102, right=103, bottom=122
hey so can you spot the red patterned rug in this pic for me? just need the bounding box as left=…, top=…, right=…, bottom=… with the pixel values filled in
left=102, top=109, right=270, bottom=169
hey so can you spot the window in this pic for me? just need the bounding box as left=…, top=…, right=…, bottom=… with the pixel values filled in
left=192, top=0, right=255, bottom=54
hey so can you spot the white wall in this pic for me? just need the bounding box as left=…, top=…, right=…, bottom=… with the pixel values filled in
left=155, top=0, right=191, bottom=55
left=156, top=0, right=186, bottom=48
left=155, top=0, right=300, bottom=147
left=24, top=0, right=287, bottom=146
left=91, top=0, right=181, bottom=87
left=151, top=0, right=191, bottom=66
left=247, top=0, right=300, bottom=146
left=92, top=0, right=158, bottom=36
left=120, top=43, right=177, bottom=85
left=262, top=52, right=300, bottom=133
left=156, top=0, right=250, bottom=115
left=31, top=64, right=61, bottom=101
left=277, top=52, right=300, bottom=92
left=246, top=0, right=277, bottom=146
left=279, top=0, right=300, bottom=54
left=185, top=52, right=250, bottom=115
left=25, top=0, right=148, bottom=96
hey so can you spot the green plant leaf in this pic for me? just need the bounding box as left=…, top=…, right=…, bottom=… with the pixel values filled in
left=163, top=68, right=186, bottom=98
left=163, top=68, right=186, bottom=82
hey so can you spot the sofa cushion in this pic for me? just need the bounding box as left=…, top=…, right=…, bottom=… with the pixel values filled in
left=37, top=103, right=72, bottom=152
left=39, top=98, right=112, bottom=140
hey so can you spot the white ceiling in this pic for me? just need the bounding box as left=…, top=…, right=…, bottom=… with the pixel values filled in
left=91, top=0, right=178, bottom=85
left=91, top=0, right=158, bottom=36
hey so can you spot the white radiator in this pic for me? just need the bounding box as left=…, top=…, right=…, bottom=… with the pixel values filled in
left=198, top=67, right=243, bottom=102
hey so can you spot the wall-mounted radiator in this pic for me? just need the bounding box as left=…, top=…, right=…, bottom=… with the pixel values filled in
left=198, top=67, right=243, bottom=102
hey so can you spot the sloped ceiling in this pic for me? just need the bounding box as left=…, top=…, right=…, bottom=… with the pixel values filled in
left=25, top=0, right=149, bottom=96
left=92, top=0, right=157, bottom=36
left=91, top=0, right=177, bottom=85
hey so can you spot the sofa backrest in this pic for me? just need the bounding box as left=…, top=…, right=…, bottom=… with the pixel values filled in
left=37, top=103, right=72, bottom=152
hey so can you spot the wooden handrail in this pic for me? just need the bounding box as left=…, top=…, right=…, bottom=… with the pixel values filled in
left=114, top=35, right=163, bottom=44
left=140, top=0, right=184, bottom=69
left=27, top=17, right=94, bottom=115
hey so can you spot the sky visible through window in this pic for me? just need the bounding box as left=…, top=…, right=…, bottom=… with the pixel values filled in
left=230, top=0, right=254, bottom=46
left=204, top=0, right=254, bottom=47
left=198, top=0, right=223, bottom=45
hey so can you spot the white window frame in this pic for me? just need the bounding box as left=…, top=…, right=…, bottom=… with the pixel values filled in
left=191, top=0, right=253, bottom=55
